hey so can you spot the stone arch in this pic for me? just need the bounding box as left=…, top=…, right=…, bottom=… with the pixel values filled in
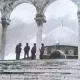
left=10, top=3, right=36, bottom=21
left=7, top=0, right=37, bottom=20
left=0, top=0, right=80, bottom=60
left=43, top=0, right=78, bottom=35
left=43, top=0, right=57, bottom=14
left=71, top=0, right=80, bottom=6
left=5, top=3, right=37, bottom=59
left=44, top=0, right=78, bottom=15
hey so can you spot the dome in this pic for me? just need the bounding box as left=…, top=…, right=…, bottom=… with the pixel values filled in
left=43, top=26, right=78, bottom=46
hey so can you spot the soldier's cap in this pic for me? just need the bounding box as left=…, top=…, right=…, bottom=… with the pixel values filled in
left=19, top=43, right=21, bottom=45
left=34, top=43, right=36, bottom=45
left=26, top=43, right=28, bottom=45
left=41, top=43, right=44, bottom=45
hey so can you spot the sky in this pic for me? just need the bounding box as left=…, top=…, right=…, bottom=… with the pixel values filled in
left=10, top=0, right=78, bottom=24
left=4, top=0, right=79, bottom=60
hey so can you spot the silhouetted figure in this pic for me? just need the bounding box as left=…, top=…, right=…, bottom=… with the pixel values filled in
left=31, top=43, right=36, bottom=59
left=24, top=43, right=30, bottom=58
left=40, top=43, right=44, bottom=59
left=15, top=43, right=22, bottom=60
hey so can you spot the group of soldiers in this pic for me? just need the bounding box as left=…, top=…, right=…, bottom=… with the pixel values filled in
left=15, top=43, right=44, bottom=60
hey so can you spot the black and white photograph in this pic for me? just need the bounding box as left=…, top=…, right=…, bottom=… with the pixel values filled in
left=0, top=0, right=79, bottom=79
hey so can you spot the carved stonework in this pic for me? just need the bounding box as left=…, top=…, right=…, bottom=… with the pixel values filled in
left=35, top=13, right=46, bottom=26
left=1, top=6, right=11, bottom=26
left=77, top=10, right=80, bottom=22
left=71, top=0, right=80, bottom=5
left=1, top=17, right=10, bottom=27
left=0, top=0, right=57, bottom=21
left=0, top=2, right=13, bottom=26
left=0, top=0, right=80, bottom=18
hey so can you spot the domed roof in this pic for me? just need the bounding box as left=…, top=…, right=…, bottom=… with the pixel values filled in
left=43, top=26, right=78, bottom=46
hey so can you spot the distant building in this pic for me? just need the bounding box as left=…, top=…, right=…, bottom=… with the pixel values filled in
left=43, top=25, right=78, bottom=59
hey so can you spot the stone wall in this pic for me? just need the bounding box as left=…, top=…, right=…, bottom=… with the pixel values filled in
left=44, top=45, right=78, bottom=59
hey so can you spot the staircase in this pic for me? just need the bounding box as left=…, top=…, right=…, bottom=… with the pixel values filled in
left=0, top=59, right=80, bottom=80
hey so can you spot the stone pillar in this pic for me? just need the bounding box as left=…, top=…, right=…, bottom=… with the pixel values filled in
left=77, top=6, right=80, bottom=59
left=35, top=13, right=46, bottom=59
left=0, top=17, right=10, bottom=60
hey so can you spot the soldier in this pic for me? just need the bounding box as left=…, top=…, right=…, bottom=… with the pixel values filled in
left=24, top=43, right=30, bottom=58
left=40, top=43, right=44, bottom=59
left=15, top=43, right=22, bottom=60
left=31, top=43, right=36, bottom=59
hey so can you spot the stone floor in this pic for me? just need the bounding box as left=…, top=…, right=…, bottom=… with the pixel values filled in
left=0, top=59, right=80, bottom=80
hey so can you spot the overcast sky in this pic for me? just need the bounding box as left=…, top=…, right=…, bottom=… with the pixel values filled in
left=10, top=0, right=78, bottom=24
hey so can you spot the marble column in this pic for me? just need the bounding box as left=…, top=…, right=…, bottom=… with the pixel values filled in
left=0, top=17, right=10, bottom=60
left=77, top=5, right=80, bottom=59
left=35, top=13, right=46, bottom=59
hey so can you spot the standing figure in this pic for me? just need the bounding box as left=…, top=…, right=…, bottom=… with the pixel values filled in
left=24, top=43, right=30, bottom=58
left=15, top=43, right=22, bottom=60
left=31, top=43, right=36, bottom=59
left=40, top=43, right=44, bottom=59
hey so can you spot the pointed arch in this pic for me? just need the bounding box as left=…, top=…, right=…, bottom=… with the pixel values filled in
left=7, top=0, right=37, bottom=20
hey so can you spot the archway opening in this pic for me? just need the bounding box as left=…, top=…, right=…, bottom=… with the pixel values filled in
left=49, top=50, right=66, bottom=59
left=44, top=0, right=78, bottom=33
left=5, top=3, right=36, bottom=60
left=43, top=0, right=78, bottom=59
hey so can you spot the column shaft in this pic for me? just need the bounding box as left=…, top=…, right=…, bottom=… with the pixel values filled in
left=0, top=26, right=7, bottom=60
left=0, top=16, right=9, bottom=60
left=77, top=9, right=80, bottom=59
left=35, top=13, right=46, bottom=59
left=78, top=20, right=80, bottom=59
left=36, top=26, right=43, bottom=59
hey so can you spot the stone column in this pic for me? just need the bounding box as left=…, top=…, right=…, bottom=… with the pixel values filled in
left=77, top=5, right=80, bottom=59
left=35, top=13, right=46, bottom=59
left=0, top=17, right=10, bottom=60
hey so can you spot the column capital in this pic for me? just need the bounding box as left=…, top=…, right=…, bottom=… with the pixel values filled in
left=35, top=13, right=46, bottom=26
left=77, top=10, right=80, bottom=23
left=1, top=17, right=11, bottom=27
left=77, top=10, right=80, bottom=16
left=77, top=4, right=80, bottom=12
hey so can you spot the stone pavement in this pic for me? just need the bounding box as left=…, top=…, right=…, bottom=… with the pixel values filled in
left=0, top=59, right=80, bottom=80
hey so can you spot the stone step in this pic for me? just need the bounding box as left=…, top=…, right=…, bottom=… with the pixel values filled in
left=0, top=60, right=80, bottom=66
left=0, top=60, right=80, bottom=70
left=0, top=59, right=80, bottom=80
left=0, top=72, right=80, bottom=80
